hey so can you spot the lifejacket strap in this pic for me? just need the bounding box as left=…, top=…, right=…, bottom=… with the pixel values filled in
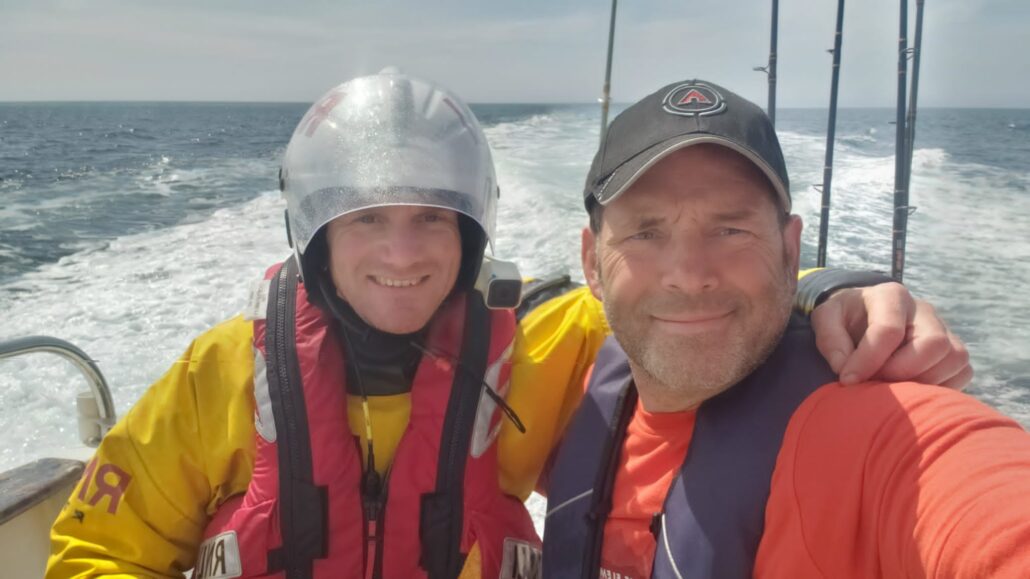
left=581, top=380, right=636, bottom=579
left=421, top=292, right=491, bottom=579
left=266, top=258, right=329, bottom=578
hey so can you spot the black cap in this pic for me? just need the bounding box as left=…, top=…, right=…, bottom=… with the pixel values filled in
left=584, top=79, right=790, bottom=212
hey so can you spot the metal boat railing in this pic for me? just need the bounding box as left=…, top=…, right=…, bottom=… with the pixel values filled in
left=0, top=336, right=117, bottom=447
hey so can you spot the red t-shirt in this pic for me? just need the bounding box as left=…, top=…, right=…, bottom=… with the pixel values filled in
left=597, top=382, right=1030, bottom=578
left=600, top=402, right=694, bottom=579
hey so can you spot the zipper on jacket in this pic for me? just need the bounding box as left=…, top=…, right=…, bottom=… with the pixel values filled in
left=359, top=439, right=388, bottom=579
left=363, top=496, right=382, bottom=579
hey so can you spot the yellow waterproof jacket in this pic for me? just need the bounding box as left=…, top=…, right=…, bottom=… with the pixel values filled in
left=46, top=285, right=610, bottom=578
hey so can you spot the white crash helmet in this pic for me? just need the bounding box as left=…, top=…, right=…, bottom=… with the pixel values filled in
left=280, top=69, right=498, bottom=296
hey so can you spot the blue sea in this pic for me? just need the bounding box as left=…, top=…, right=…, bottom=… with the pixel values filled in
left=2, top=103, right=1029, bottom=485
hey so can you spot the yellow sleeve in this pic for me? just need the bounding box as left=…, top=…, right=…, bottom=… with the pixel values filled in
left=498, top=286, right=611, bottom=500
left=46, top=316, right=258, bottom=578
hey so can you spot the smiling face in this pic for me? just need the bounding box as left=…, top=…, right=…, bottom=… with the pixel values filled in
left=583, top=144, right=803, bottom=412
left=325, top=204, right=463, bottom=334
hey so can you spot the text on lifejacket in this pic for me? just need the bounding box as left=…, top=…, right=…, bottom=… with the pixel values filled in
left=500, top=537, right=542, bottom=579
left=194, top=531, right=243, bottom=579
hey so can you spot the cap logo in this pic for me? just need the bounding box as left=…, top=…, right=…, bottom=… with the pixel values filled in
left=663, top=83, right=726, bottom=117
left=677, top=89, right=711, bottom=105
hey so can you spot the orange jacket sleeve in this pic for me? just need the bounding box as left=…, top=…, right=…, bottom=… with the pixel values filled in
left=758, top=382, right=1030, bottom=578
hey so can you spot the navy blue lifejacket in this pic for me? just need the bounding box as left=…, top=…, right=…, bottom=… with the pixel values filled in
left=543, top=314, right=837, bottom=579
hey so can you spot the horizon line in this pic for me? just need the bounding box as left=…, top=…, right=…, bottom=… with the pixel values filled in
left=1, top=100, right=1028, bottom=110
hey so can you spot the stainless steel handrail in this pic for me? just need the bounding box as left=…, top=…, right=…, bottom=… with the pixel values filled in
left=0, top=336, right=117, bottom=446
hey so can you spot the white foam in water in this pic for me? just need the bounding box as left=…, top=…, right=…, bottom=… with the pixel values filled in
left=904, top=152, right=1030, bottom=415
left=0, top=191, right=289, bottom=469
left=790, top=141, right=1030, bottom=425
left=489, top=110, right=599, bottom=280
left=1, top=109, right=1029, bottom=536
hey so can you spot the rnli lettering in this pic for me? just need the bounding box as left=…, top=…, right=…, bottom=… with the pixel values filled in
left=76, top=458, right=132, bottom=514
left=598, top=568, right=634, bottom=579
left=500, top=538, right=542, bottom=579
left=76, top=458, right=97, bottom=501
left=194, top=531, right=243, bottom=579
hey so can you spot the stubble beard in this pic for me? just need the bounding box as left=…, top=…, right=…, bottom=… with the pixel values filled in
left=602, top=269, right=795, bottom=410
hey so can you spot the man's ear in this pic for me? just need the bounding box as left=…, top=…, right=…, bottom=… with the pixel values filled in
left=783, top=214, right=803, bottom=279
left=581, top=226, right=604, bottom=301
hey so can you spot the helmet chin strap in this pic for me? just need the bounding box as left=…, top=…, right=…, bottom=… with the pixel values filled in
left=316, top=273, right=372, bottom=341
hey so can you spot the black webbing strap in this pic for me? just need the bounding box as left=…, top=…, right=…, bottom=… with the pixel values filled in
left=581, top=382, right=637, bottom=579
left=265, top=258, right=328, bottom=578
left=419, top=293, right=492, bottom=579
left=794, top=268, right=896, bottom=313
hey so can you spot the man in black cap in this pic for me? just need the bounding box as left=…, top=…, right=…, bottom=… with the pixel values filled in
left=541, top=80, right=1030, bottom=578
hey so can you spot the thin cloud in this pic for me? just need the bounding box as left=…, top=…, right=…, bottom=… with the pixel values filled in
left=0, top=0, right=1025, bottom=106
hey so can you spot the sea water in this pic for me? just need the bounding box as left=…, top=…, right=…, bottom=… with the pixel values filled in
left=2, top=102, right=1029, bottom=532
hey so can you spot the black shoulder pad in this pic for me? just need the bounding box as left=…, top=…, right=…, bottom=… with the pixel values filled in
left=516, top=274, right=582, bottom=321
left=795, top=268, right=897, bottom=314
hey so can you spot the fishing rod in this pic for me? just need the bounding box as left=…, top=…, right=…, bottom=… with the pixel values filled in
left=816, top=0, right=847, bottom=267
left=892, top=0, right=925, bottom=281
left=891, top=0, right=910, bottom=281
left=754, top=0, right=780, bottom=125
left=904, top=0, right=925, bottom=200
left=599, top=0, right=618, bottom=142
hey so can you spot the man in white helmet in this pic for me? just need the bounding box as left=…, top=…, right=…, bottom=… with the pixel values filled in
left=47, top=71, right=971, bottom=579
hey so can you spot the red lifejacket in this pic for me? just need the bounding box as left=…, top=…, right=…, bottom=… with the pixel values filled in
left=195, top=261, right=541, bottom=579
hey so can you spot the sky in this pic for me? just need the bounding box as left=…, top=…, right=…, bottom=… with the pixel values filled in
left=1, top=0, right=1027, bottom=107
